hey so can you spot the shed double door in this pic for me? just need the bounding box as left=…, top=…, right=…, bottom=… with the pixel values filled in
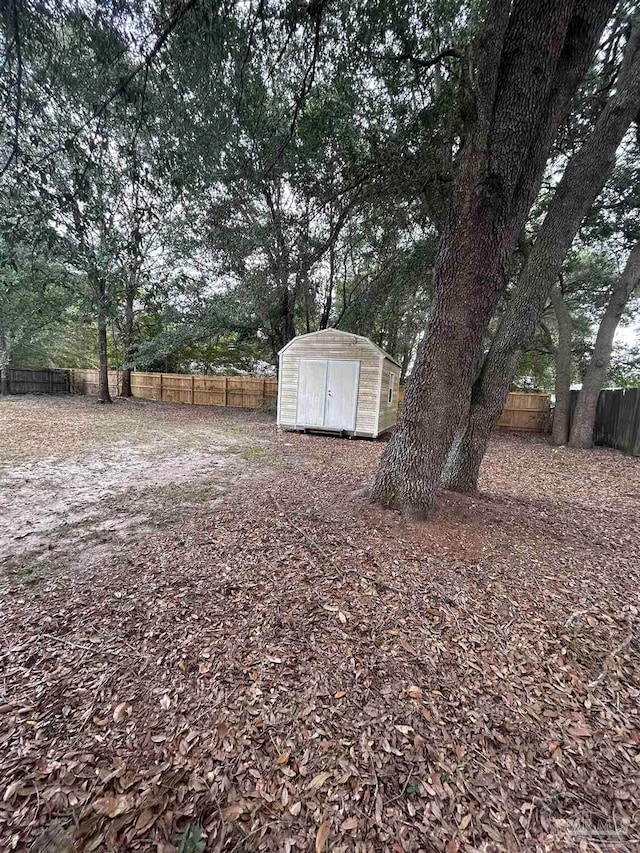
left=296, top=359, right=360, bottom=431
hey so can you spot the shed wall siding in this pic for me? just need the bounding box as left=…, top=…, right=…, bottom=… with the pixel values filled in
left=278, top=331, right=382, bottom=435
left=378, top=359, right=400, bottom=433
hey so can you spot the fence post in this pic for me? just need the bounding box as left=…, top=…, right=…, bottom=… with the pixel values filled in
left=160, top=373, right=163, bottom=402
left=191, top=374, right=195, bottom=405
left=224, top=376, right=228, bottom=407
left=262, top=377, right=266, bottom=407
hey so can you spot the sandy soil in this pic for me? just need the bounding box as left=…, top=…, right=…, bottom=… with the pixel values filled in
left=1, top=396, right=639, bottom=852
left=0, top=396, right=271, bottom=569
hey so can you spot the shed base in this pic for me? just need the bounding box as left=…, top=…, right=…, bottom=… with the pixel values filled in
left=279, top=426, right=390, bottom=440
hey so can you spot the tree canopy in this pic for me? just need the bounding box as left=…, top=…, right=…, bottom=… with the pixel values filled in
left=2, top=0, right=640, bottom=508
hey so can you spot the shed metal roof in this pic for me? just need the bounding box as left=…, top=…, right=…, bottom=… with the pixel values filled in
left=278, top=328, right=401, bottom=367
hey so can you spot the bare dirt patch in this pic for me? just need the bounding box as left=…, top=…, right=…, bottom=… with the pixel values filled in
left=1, top=401, right=639, bottom=852
left=0, top=396, right=272, bottom=572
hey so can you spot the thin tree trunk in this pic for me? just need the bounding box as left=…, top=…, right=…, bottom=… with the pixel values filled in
left=0, top=329, right=11, bottom=396
left=570, top=240, right=640, bottom=448
left=120, top=272, right=137, bottom=398
left=550, top=284, right=572, bottom=445
left=442, top=23, right=640, bottom=491
left=370, top=0, right=613, bottom=515
left=93, top=273, right=112, bottom=404
left=320, top=241, right=335, bottom=330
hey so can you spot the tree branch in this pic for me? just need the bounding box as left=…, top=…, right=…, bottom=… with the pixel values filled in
left=392, top=46, right=464, bottom=70
left=0, top=0, right=22, bottom=179
left=34, top=0, right=200, bottom=167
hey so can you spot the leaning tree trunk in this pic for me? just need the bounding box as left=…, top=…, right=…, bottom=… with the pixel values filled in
left=370, top=192, right=511, bottom=515
left=370, top=0, right=614, bottom=516
left=442, top=22, right=640, bottom=491
left=570, top=240, right=640, bottom=448
left=550, top=284, right=573, bottom=445
left=0, top=329, right=11, bottom=396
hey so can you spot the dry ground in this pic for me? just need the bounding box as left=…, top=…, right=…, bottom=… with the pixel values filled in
left=1, top=396, right=639, bottom=853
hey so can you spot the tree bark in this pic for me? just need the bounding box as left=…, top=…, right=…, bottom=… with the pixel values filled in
left=319, top=240, right=335, bottom=330
left=442, top=22, right=640, bottom=490
left=120, top=270, right=137, bottom=398
left=371, top=0, right=614, bottom=515
left=569, top=240, right=640, bottom=447
left=92, top=272, right=112, bottom=404
left=0, top=329, right=11, bottom=396
left=550, top=284, right=573, bottom=445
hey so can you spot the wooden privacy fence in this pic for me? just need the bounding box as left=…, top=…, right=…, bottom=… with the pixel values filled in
left=71, top=369, right=278, bottom=409
left=570, top=388, right=640, bottom=455
left=8, top=365, right=551, bottom=430
left=3, top=367, right=71, bottom=395
left=397, top=387, right=551, bottom=432
left=71, top=368, right=120, bottom=398
left=497, top=391, right=551, bottom=431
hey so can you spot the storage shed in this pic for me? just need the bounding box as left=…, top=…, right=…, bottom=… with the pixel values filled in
left=277, top=329, right=401, bottom=438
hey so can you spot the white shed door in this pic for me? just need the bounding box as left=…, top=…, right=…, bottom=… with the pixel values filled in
left=324, top=360, right=360, bottom=431
left=296, top=359, right=327, bottom=426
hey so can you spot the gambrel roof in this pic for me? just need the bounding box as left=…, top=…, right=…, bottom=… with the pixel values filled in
left=278, top=329, right=401, bottom=367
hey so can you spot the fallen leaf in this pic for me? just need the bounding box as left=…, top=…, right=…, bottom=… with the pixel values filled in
left=340, top=816, right=357, bottom=832
left=93, top=793, right=135, bottom=818
left=113, top=701, right=129, bottom=723
left=568, top=724, right=592, bottom=738
left=135, top=807, right=157, bottom=833
left=307, top=771, right=331, bottom=791
left=289, top=801, right=302, bottom=816
left=3, top=780, right=22, bottom=801
left=399, top=638, right=418, bottom=655
left=334, top=691, right=346, bottom=699
left=407, top=685, right=422, bottom=700
left=445, top=841, right=460, bottom=853
left=277, top=749, right=291, bottom=765
left=315, top=820, right=330, bottom=852
left=159, top=695, right=171, bottom=710
left=222, top=802, right=246, bottom=820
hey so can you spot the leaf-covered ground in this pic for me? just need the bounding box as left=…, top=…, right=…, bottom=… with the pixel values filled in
left=1, top=397, right=639, bottom=852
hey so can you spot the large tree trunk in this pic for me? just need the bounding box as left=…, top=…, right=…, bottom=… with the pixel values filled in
left=371, top=0, right=614, bottom=516
left=570, top=240, right=640, bottom=447
left=550, top=284, right=573, bottom=445
left=442, top=23, right=640, bottom=491
left=0, top=329, right=11, bottom=396
left=371, top=200, right=510, bottom=515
